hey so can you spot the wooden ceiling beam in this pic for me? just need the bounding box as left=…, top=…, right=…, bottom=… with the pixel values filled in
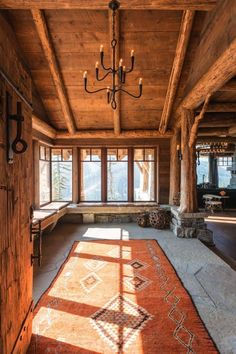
left=219, top=79, right=236, bottom=92
left=196, top=102, right=236, bottom=113
left=159, top=10, right=195, bottom=134
left=198, top=127, right=229, bottom=137
left=179, top=0, right=236, bottom=111
left=200, top=113, right=236, bottom=127
left=0, top=1, right=217, bottom=10
left=31, top=9, right=76, bottom=134
left=32, top=114, right=57, bottom=139
left=56, top=129, right=173, bottom=139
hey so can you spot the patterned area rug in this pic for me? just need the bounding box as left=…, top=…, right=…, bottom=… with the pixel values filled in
left=28, top=240, right=218, bottom=353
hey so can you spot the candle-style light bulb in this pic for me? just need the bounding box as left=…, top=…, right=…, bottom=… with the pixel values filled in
left=95, top=61, right=99, bottom=69
left=123, top=66, right=126, bottom=72
left=177, top=145, right=180, bottom=151
left=107, top=86, right=110, bottom=93
left=131, top=50, right=134, bottom=57
left=100, top=44, right=104, bottom=52
left=83, top=71, right=87, bottom=79
left=119, top=59, right=123, bottom=67
left=139, top=77, right=143, bottom=85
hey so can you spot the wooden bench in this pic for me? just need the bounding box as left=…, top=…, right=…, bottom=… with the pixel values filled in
left=32, top=202, right=69, bottom=231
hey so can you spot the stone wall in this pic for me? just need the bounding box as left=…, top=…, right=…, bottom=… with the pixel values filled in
left=171, top=207, right=214, bottom=245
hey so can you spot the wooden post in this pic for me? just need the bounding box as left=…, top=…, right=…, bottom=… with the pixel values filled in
left=179, top=108, right=197, bottom=213
left=169, top=128, right=181, bottom=204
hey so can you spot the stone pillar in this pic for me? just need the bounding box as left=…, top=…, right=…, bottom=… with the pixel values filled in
left=169, top=127, right=181, bottom=205
left=179, top=108, right=198, bottom=213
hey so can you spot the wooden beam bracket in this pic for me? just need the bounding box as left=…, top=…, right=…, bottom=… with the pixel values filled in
left=189, top=94, right=211, bottom=147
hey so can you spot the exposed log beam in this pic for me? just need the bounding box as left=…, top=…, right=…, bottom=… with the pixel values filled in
left=32, top=114, right=57, bottom=139
left=179, top=0, right=236, bottom=111
left=228, top=126, right=236, bottom=136
left=109, top=9, right=121, bottom=135
left=189, top=94, right=211, bottom=147
left=0, top=1, right=217, bottom=10
left=198, top=127, right=229, bottom=136
left=199, top=113, right=236, bottom=127
left=219, top=79, right=236, bottom=92
left=31, top=9, right=76, bottom=134
left=196, top=103, right=236, bottom=113
left=159, top=10, right=195, bottom=134
left=56, top=129, right=173, bottom=139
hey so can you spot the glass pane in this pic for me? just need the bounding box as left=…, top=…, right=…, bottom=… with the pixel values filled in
left=134, top=161, right=155, bottom=201
left=107, top=162, right=128, bottom=201
left=107, top=149, right=117, bottom=161
left=91, top=149, right=101, bottom=161
left=218, top=165, right=231, bottom=188
left=134, top=148, right=144, bottom=161
left=39, top=160, right=50, bottom=204
left=45, top=147, right=50, bottom=161
left=62, top=149, right=72, bottom=161
left=81, top=149, right=90, bottom=161
left=40, top=146, right=45, bottom=160
left=51, top=149, right=61, bottom=161
left=81, top=162, right=101, bottom=201
left=118, top=149, right=128, bottom=161
left=197, top=156, right=209, bottom=185
left=52, top=162, right=72, bottom=201
left=145, top=148, right=155, bottom=161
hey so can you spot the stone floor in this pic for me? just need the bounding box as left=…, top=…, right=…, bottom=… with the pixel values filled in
left=33, top=222, right=236, bottom=354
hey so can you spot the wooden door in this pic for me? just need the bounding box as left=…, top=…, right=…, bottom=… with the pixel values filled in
left=0, top=80, right=33, bottom=354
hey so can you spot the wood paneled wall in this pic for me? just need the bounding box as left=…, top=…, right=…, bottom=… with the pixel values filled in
left=158, top=139, right=171, bottom=204
left=0, top=14, right=33, bottom=354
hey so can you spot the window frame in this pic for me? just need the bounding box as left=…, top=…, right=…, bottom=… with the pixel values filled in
left=51, top=148, right=73, bottom=202
left=39, top=144, right=51, bottom=207
left=79, top=148, right=102, bottom=202
left=133, top=147, right=157, bottom=202
left=78, top=146, right=157, bottom=203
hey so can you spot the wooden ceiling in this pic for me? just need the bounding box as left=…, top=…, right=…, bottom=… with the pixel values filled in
left=2, top=0, right=236, bottom=140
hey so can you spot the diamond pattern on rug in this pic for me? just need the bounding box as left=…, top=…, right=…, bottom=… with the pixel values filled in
left=80, top=272, right=102, bottom=293
left=124, top=274, right=152, bottom=292
left=127, top=259, right=149, bottom=271
left=90, top=294, right=153, bottom=351
left=84, top=257, right=106, bottom=272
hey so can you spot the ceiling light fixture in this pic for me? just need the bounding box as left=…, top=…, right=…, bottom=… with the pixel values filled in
left=83, top=0, right=143, bottom=110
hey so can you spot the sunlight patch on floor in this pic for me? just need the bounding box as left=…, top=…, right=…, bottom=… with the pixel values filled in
left=82, top=227, right=123, bottom=239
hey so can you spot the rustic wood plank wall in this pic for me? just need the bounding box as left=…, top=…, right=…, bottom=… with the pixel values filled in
left=0, top=14, right=33, bottom=354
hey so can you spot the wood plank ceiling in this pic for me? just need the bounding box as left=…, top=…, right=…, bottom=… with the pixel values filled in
left=6, top=9, right=183, bottom=132
left=3, top=0, right=236, bottom=139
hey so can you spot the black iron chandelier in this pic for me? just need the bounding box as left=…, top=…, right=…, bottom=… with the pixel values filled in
left=83, top=0, right=143, bottom=110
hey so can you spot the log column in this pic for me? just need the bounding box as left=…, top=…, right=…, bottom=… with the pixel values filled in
left=179, top=108, right=198, bottom=213
left=169, top=127, right=181, bottom=204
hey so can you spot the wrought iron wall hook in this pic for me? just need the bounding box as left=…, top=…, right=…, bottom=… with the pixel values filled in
left=6, top=94, right=28, bottom=163
left=10, top=102, right=28, bottom=154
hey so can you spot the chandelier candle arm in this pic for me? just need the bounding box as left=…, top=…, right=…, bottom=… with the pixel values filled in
left=83, top=0, right=143, bottom=110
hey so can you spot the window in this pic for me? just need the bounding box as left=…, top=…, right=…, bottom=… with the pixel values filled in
left=107, top=148, right=128, bottom=201
left=51, top=149, right=73, bottom=201
left=218, top=156, right=232, bottom=167
left=197, top=156, right=209, bottom=185
left=39, top=145, right=50, bottom=205
left=80, top=149, right=102, bottom=201
left=133, top=148, right=155, bottom=201
left=217, top=156, right=232, bottom=188
left=79, top=147, right=157, bottom=202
